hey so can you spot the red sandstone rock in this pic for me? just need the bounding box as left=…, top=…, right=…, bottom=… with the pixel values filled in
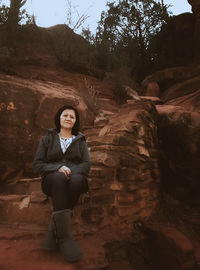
left=141, top=65, right=200, bottom=103
left=140, top=96, right=163, bottom=105
left=162, top=75, right=200, bottom=102
left=145, top=224, right=196, bottom=270
left=144, top=81, right=160, bottom=97
left=166, top=88, right=200, bottom=112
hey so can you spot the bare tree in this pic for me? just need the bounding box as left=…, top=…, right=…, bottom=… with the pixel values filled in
left=66, top=0, right=89, bottom=33
left=57, top=0, right=90, bottom=68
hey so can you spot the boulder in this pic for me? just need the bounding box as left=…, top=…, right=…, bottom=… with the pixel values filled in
left=143, top=80, right=160, bottom=97
left=142, top=65, right=200, bottom=102
left=161, top=74, right=200, bottom=102
left=166, top=88, right=200, bottom=111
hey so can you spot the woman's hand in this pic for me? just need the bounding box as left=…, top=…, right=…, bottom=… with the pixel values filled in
left=58, top=166, right=71, bottom=178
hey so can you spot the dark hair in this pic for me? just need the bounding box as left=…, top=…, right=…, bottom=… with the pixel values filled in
left=54, top=105, right=80, bottom=135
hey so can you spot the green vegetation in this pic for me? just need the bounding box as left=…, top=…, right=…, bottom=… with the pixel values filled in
left=0, top=0, right=173, bottom=86
left=93, top=0, right=171, bottom=81
left=0, top=1, right=9, bottom=24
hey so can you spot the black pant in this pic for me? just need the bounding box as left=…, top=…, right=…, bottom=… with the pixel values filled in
left=42, top=172, right=85, bottom=211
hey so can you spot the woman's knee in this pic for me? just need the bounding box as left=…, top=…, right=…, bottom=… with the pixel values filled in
left=50, top=171, right=68, bottom=189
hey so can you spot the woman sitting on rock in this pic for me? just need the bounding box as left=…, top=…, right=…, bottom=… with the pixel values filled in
left=33, top=104, right=91, bottom=262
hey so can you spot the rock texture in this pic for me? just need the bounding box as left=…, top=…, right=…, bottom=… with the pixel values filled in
left=166, top=88, right=200, bottom=111
left=144, top=81, right=160, bottom=97
left=80, top=100, right=160, bottom=235
left=142, top=65, right=200, bottom=101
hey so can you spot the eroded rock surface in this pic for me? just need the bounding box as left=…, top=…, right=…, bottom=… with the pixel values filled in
left=77, top=100, right=160, bottom=235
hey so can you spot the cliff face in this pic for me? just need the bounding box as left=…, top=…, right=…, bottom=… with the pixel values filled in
left=0, top=75, right=161, bottom=231
left=0, top=2, right=200, bottom=269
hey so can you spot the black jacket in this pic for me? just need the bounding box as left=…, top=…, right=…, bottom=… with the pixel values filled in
left=33, top=129, right=91, bottom=191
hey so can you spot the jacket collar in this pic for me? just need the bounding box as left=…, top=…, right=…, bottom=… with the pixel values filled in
left=47, top=128, right=85, bottom=142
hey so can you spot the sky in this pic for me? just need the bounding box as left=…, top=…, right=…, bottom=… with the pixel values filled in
left=1, top=0, right=192, bottom=33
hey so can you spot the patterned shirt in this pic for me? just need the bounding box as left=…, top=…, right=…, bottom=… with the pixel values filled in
left=59, top=135, right=75, bottom=153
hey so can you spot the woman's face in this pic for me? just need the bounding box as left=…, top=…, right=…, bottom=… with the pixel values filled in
left=60, top=109, right=76, bottom=130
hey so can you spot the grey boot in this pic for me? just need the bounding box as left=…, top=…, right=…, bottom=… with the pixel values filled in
left=42, top=215, right=58, bottom=251
left=53, top=209, right=82, bottom=262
